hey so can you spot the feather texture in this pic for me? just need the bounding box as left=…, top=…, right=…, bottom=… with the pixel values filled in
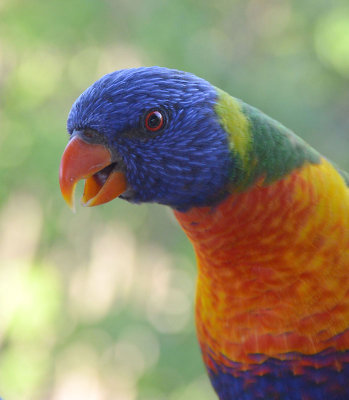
left=175, top=158, right=349, bottom=399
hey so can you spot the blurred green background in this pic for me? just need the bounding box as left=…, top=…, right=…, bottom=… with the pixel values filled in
left=0, top=0, right=348, bottom=399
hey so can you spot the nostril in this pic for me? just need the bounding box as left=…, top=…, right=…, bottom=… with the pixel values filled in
left=82, top=128, right=100, bottom=141
left=71, top=128, right=102, bottom=143
left=83, top=130, right=96, bottom=139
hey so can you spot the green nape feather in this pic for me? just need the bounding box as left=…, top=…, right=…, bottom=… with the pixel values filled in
left=215, top=88, right=321, bottom=190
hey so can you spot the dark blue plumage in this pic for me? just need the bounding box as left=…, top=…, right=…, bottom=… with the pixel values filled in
left=67, top=67, right=233, bottom=210
left=209, top=351, right=349, bottom=400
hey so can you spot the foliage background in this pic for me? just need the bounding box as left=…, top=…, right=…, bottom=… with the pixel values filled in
left=0, top=1, right=348, bottom=399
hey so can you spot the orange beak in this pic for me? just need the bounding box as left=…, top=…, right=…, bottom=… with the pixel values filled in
left=59, top=135, right=127, bottom=211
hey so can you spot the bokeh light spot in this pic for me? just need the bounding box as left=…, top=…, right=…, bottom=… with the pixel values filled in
left=315, top=9, right=349, bottom=77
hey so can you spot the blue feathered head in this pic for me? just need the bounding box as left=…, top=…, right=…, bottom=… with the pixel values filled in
left=62, top=67, right=232, bottom=211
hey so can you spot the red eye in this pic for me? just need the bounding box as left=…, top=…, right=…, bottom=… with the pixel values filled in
left=145, top=110, right=164, bottom=132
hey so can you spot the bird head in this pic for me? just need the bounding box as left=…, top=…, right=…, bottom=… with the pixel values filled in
left=59, top=67, right=233, bottom=211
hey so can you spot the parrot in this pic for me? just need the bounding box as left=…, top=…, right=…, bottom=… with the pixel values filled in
left=59, top=67, right=349, bottom=400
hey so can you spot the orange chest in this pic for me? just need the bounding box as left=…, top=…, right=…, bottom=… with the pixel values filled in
left=174, top=160, right=349, bottom=363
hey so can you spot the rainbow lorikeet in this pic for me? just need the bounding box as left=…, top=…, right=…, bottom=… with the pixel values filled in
left=59, top=67, right=349, bottom=400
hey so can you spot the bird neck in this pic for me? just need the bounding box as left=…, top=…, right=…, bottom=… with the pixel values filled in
left=174, top=161, right=317, bottom=273
left=173, top=158, right=349, bottom=365
left=214, top=89, right=320, bottom=192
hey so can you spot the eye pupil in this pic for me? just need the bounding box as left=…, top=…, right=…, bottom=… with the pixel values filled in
left=148, top=112, right=160, bottom=127
left=145, top=110, right=164, bottom=132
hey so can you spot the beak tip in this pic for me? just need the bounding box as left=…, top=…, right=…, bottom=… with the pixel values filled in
left=80, top=196, right=96, bottom=208
left=80, top=199, right=88, bottom=208
left=62, top=194, right=76, bottom=213
left=60, top=181, right=77, bottom=213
